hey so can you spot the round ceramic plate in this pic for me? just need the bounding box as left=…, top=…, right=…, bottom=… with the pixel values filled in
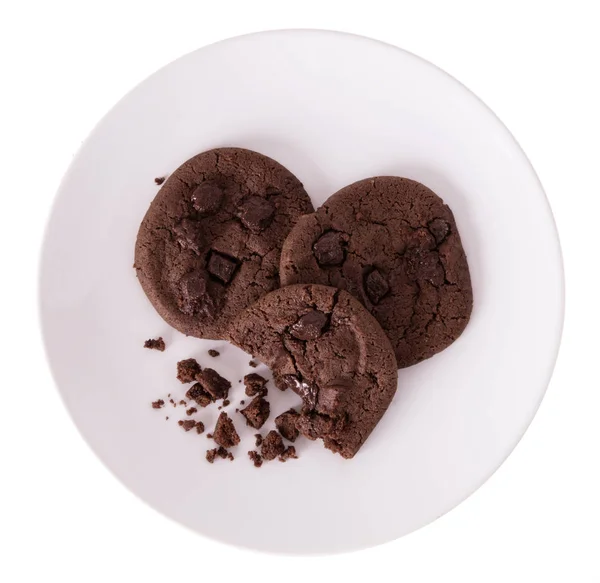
left=40, top=30, right=564, bottom=554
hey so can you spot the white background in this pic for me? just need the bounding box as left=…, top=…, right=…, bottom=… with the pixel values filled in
left=1, top=0, right=598, bottom=581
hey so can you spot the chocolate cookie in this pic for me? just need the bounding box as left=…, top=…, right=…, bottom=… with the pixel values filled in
left=280, top=177, right=473, bottom=367
left=228, top=284, right=398, bottom=458
left=134, top=148, right=313, bottom=339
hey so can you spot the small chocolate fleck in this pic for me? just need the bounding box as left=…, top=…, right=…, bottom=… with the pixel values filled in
left=249, top=360, right=257, bottom=368
left=208, top=349, right=220, bottom=357
left=186, top=407, right=197, bottom=416
left=223, top=399, right=230, bottom=407
left=179, top=400, right=186, bottom=406
left=206, top=433, right=213, bottom=439
left=144, top=337, right=165, bottom=351
left=154, top=176, right=166, bottom=185
left=313, top=231, right=345, bottom=266
left=151, top=399, right=165, bottom=409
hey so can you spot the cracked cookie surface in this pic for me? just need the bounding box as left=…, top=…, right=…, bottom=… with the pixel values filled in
left=134, top=148, right=313, bottom=339
left=228, top=284, right=398, bottom=458
left=280, top=177, right=473, bottom=368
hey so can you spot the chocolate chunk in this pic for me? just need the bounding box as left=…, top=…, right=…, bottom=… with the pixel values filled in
left=213, top=412, right=240, bottom=448
left=154, top=176, right=166, bottom=185
left=248, top=451, right=263, bottom=468
left=313, top=231, right=345, bottom=266
left=405, top=247, right=444, bottom=286
left=178, top=419, right=197, bottom=432
left=144, top=337, right=165, bottom=351
left=240, top=395, right=270, bottom=429
left=237, top=196, right=275, bottom=233
left=178, top=269, right=214, bottom=316
left=176, top=358, right=202, bottom=383
left=207, top=252, right=238, bottom=284
left=274, top=408, right=300, bottom=442
left=191, top=181, right=224, bottom=215
left=282, top=375, right=318, bottom=411
left=316, top=382, right=349, bottom=414
left=208, top=349, right=220, bottom=357
left=173, top=218, right=203, bottom=254
left=260, top=430, right=285, bottom=461
left=196, top=368, right=231, bottom=400
left=278, top=446, right=298, bottom=462
left=290, top=310, right=328, bottom=340
left=151, top=399, right=165, bottom=409
left=185, top=383, right=213, bottom=407
left=365, top=269, right=390, bottom=304
left=243, top=373, right=268, bottom=396
left=428, top=218, right=450, bottom=244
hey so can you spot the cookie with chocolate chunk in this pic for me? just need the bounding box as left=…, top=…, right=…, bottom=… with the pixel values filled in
left=280, top=177, right=473, bottom=367
left=134, top=148, right=313, bottom=339
left=228, top=284, right=398, bottom=459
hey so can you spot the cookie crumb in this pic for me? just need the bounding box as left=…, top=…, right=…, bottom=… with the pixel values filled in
left=151, top=399, right=165, bottom=409
left=144, top=337, right=165, bottom=351
left=243, top=373, right=268, bottom=397
left=248, top=451, right=263, bottom=468
left=177, top=358, right=202, bottom=383
left=222, top=399, right=230, bottom=407
left=254, top=434, right=263, bottom=447
left=154, top=176, right=166, bottom=185
left=213, top=412, right=240, bottom=448
left=186, top=383, right=213, bottom=407
left=165, top=416, right=169, bottom=420
left=206, top=448, right=217, bottom=463
left=240, top=400, right=245, bottom=405
left=207, top=446, right=232, bottom=463
left=261, top=430, right=285, bottom=461
left=186, top=407, right=197, bottom=416
left=249, top=360, right=257, bottom=368
left=206, top=433, right=213, bottom=439
left=179, top=400, right=186, bottom=406
left=279, top=446, right=298, bottom=462
left=196, top=422, right=205, bottom=434
left=208, top=349, right=220, bottom=357
left=169, top=398, right=176, bottom=407
left=275, top=408, right=300, bottom=442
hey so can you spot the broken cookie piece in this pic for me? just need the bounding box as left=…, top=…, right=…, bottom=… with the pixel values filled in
left=213, top=412, right=240, bottom=449
left=243, top=373, right=268, bottom=397
left=196, top=368, right=231, bottom=400
left=144, top=337, right=166, bottom=351
left=176, top=358, right=202, bottom=383
left=274, top=408, right=300, bottom=442
left=240, top=395, right=270, bottom=429
left=185, top=383, right=213, bottom=407
left=260, top=430, right=285, bottom=461
left=151, top=399, right=165, bottom=409
left=206, top=446, right=233, bottom=463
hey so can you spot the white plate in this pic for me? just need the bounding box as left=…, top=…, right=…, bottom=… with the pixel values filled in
left=40, top=30, right=564, bottom=555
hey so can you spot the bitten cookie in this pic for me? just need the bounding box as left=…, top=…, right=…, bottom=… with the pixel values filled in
left=280, top=177, right=473, bottom=367
left=228, top=284, right=398, bottom=459
left=134, top=148, right=313, bottom=339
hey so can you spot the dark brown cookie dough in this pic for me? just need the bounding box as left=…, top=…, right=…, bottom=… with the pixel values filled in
left=228, top=284, right=398, bottom=458
left=280, top=177, right=473, bottom=368
left=135, top=148, right=313, bottom=339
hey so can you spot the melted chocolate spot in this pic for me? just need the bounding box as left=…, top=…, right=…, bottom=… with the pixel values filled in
left=207, top=252, right=238, bottom=284
left=237, top=196, right=275, bottom=233
left=365, top=269, right=390, bottom=304
left=290, top=310, right=328, bottom=341
left=191, top=181, right=224, bottom=215
left=313, top=231, right=345, bottom=266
